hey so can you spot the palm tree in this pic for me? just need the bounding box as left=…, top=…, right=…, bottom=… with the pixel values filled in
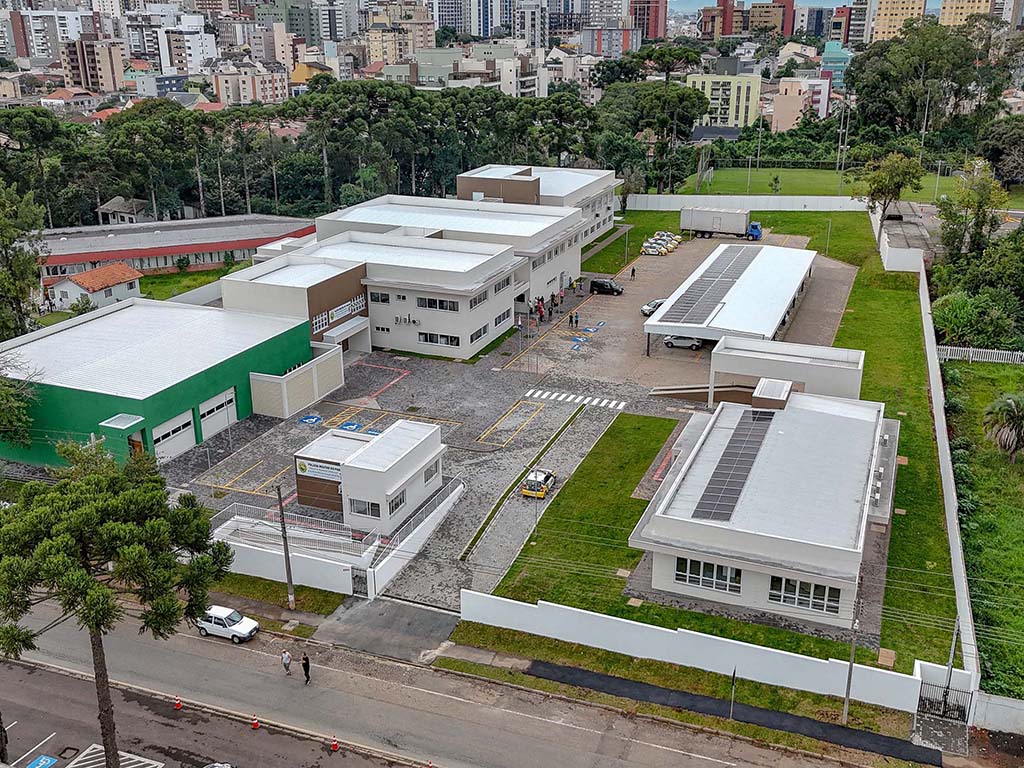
left=983, top=393, right=1024, bottom=463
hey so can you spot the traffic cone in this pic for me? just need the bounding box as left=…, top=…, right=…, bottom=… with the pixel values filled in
left=251, top=714, right=260, bottom=730
left=174, top=695, right=182, bottom=711
left=330, top=736, right=339, bottom=752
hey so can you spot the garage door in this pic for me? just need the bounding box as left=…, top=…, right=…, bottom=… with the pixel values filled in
left=152, top=410, right=196, bottom=462
left=199, top=388, right=237, bottom=440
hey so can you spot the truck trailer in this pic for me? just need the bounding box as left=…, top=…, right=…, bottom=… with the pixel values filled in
left=680, top=207, right=762, bottom=240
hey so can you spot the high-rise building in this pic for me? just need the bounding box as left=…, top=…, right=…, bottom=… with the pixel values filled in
left=465, top=0, right=501, bottom=36
left=92, top=0, right=125, bottom=19
left=157, top=27, right=217, bottom=74
left=749, top=2, right=785, bottom=34
left=579, top=18, right=641, bottom=55
left=316, top=0, right=360, bottom=41
left=829, top=5, right=850, bottom=41
left=820, top=39, right=852, bottom=88
left=686, top=73, right=761, bottom=128
left=939, top=0, right=992, bottom=27
left=514, top=0, right=547, bottom=47
left=61, top=33, right=125, bottom=92
left=630, top=0, right=667, bottom=39
left=582, top=0, right=627, bottom=26
left=432, top=0, right=465, bottom=33
left=793, top=5, right=832, bottom=36
left=847, top=0, right=877, bottom=43
left=870, top=0, right=923, bottom=40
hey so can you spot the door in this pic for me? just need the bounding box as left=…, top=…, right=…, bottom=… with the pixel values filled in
left=199, top=388, right=237, bottom=441
left=152, top=410, right=196, bottom=461
left=712, top=216, right=722, bottom=231
left=212, top=616, right=228, bottom=638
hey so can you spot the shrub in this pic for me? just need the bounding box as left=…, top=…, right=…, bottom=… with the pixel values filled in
left=953, top=461, right=975, bottom=488
left=945, top=393, right=967, bottom=416
left=950, top=435, right=974, bottom=452
left=175, top=255, right=190, bottom=273
left=941, top=363, right=965, bottom=388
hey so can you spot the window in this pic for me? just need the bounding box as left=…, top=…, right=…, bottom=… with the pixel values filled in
left=396, top=294, right=407, bottom=301
left=531, top=255, right=545, bottom=269
left=494, top=308, right=511, bottom=327
left=59, top=290, right=69, bottom=300
left=769, top=576, right=841, bottom=614
left=416, top=297, right=459, bottom=312
left=470, top=324, right=488, bottom=343
left=493, top=275, right=511, bottom=293
left=418, top=332, right=460, bottom=347
left=388, top=490, right=406, bottom=515
left=370, top=291, right=390, bottom=304
left=127, top=281, right=136, bottom=290
left=153, top=418, right=193, bottom=446
left=674, top=557, right=741, bottom=594
left=199, top=394, right=234, bottom=420
left=374, top=325, right=390, bottom=333
left=469, top=289, right=488, bottom=309
left=311, top=311, right=330, bottom=333
left=349, top=498, right=380, bottom=518
left=424, top=459, right=438, bottom=483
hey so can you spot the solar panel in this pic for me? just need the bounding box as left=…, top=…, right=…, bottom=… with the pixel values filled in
left=692, top=409, right=775, bottom=521
left=657, top=246, right=761, bottom=326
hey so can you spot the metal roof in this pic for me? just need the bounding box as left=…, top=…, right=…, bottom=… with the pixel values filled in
left=295, top=429, right=373, bottom=464
left=0, top=300, right=305, bottom=400
left=461, top=165, right=616, bottom=199
left=343, top=419, right=438, bottom=472
left=252, top=262, right=351, bottom=287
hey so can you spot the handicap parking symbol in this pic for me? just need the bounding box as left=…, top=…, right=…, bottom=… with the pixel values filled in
left=340, top=421, right=363, bottom=432
left=572, top=336, right=589, bottom=343
left=26, top=757, right=58, bottom=768
left=597, top=321, right=606, bottom=327
left=582, top=327, right=598, bottom=333
left=571, top=344, right=582, bottom=351
left=365, top=429, right=382, bottom=436
left=298, top=415, right=322, bottom=425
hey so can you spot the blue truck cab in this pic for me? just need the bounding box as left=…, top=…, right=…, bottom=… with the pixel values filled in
left=748, top=221, right=763, bottom=240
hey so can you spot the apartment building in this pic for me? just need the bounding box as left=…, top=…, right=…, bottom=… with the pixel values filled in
left=157, top=27, right=216, bottom=74
left=316, top=0, right=361, bottom=42
left=749, top=2, right=785, bottom=34
left=61, top=34, right=125, bottom=93
left=630, top=0, right=668, bottom=39
left=211, top=57, right=290, bottom=104
left=772, top=77, right=830, bottom=133
left=829, top=5, right=850, bottom=42
left=939, top=0, right=992, bottom=27
left=793, top=5, right=832, bottom=36
left=870, top=0, right=923, bottom=40
left=820, top=40, right=852, bottom=89
left=686, top=73, right=761, bottom=129
left=6, top=8, right=96, bottom=61
left=365, top=12, right=433, bottom=64
left=579, top=20, right=642, bottom=57
left=544, top=48, right=603, bottom=105
left=514, top=0, right=548, bottom=49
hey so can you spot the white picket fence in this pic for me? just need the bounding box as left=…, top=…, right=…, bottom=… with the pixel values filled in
left=937, top=346, right=1024, bottom=365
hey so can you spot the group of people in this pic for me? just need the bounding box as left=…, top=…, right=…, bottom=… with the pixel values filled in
left=281, top=649, right=312, bottom=685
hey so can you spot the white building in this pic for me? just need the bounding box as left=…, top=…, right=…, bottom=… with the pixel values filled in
left=49, top=262, right=143, bottom=311
left=157, top=26, right=217, bottom=75
left=644, top=244, right=814, bottom=344
left=293, top=420, right=446, bottom=536
left=629, top=387, right=900, bottom=630
left=514, top=0, right=548, bottom=49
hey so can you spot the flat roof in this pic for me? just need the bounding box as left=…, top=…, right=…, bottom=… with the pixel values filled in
left=44, top=214, right=313, bottom=259
left=252, top=262, right=351, bottom=287
left=326, top=195, right=578, bottom=239
left=644, top=244, right=815, bottom=340
left=656, top=394, right=882, bottom=550
left=713, top=336, right=865, bottom=370
left=0, top=300, right=305, bottom=400
left=460, top=165, right=616, bottom=198
left=299, top=235, right=509, bottom=273
left=295, top=429, right=373, bottom=464
left=344, top=420, right=438, bottom=472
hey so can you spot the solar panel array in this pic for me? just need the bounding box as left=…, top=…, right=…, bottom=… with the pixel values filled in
left=659, top=245, right=760, bottom=325
left=692, top=409, right=775, bottom=521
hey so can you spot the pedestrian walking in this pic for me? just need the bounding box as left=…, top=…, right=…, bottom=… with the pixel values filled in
left=301, top=653, right=311, bottom=685
left=630, top=266, right=636, bottom=281
left=281, top=649, right=292, bottom=675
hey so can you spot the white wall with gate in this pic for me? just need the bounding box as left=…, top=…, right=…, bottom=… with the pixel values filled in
left=227, top=537, right=353, bottom=594
left=625, top=194, right=867, bottom=212
left=460, top=590, right=980, bottom=714
left=250, top=346, right=344, bottom=418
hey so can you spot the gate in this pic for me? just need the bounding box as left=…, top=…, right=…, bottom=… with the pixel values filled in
left=918, top=681, right=973, bottom=723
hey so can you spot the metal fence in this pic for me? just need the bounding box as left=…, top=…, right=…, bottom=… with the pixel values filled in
left=211, top=502, right=380, bottom=558
left=918, top=681, right=973, bottom=723
left=937, top=346, right=1024, bottom=365
left=371, top=475, right=463, bottom=567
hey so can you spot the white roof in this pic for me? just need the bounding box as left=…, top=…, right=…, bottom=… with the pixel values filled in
left=344, top=419, right=438, bottom=472
left=657, top=394, right=882, bottom=550
left=713, top=336, right=864, bottom=370
left=0, top=300, right=304, bottom=399
left=462, top=165, right=616, bottom=198
left=295, top=429, right=373, bottom=464
left=252, top=262, right=350, bottom=287
left=298, top=236, right=507, bottom=273
left=644, top=244, right=815, bottom=341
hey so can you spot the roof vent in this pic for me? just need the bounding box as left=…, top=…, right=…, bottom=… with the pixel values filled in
left=751, top=377, right=792, bottom=410
left=882, top=433, right=890, bottom=446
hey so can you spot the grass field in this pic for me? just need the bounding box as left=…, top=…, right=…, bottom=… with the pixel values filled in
left=944, top=362, right=1024, bottom=696
left=35, top=311, right=73, bottom=327
left=213, top=572, right=346, bottom=616
left=581, top=212, right=691, bottom=274
left=140, top=261, right=252, bottom=300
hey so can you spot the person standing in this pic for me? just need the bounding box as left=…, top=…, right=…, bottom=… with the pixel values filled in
left=630, top=266, right=636, bottom=281
left=281, top=649, right=292, bottom=675
left=301, top=653, right=311, bottom=685
left=574, top=311, right=580, bottom=328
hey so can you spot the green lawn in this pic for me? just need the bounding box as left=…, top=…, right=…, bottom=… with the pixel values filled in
left=213, top=572, right=346, bottom=616
left=35, top=311, right=73, bottom=327
left=581, top=212, right=691, bottom=274
left=944, top=362, right=1024, bottom=696
left=140, top=261, right=252, bottom=300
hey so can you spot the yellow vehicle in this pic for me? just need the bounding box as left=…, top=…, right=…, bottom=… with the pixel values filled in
left=522, top=468, right=558, bottom=499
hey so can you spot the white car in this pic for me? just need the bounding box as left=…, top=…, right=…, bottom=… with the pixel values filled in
left=664, top=335, right=703, bottom=350
left=641, top=298, right=666, bottom=317
left=198, top=606, right=260, bottom=644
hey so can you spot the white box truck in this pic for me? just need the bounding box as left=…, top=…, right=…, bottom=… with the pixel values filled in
left=680, top=207, right=762, bottom=240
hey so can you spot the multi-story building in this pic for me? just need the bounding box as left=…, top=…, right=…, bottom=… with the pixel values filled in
left=61, top=34, right=125, bottom=93
left=366, top=20, right=405, bottom=63
left=772, top=76, right=830, bottom=132
left=216, top=13, right=261, bottom=47
left=432, top=0, right=465, bottom=32
left=157, top=27, right=217, bottom=74
left=316, top=0, right=360, bottom=42
left=871, top=0, right=924, bottom=40
left=135, top=72, right=190, bottom=96
left=686, top=73, right=761, bottom=128
left=847, top=0, right=876, bottom=43
left=211, top=56, right=290, bottom=104
left=748, top=2, right=784, bottom=34
left=630, top=0, right=667, bottom=39
left=819, top=39, right=852, bottom=89
left=93, top=0, right=125, bottom=19
left=829, top=6, right=850, bottom=41
left=6, top=8, right=96, bottom=61
left=544, top=47, right=602, bottom=105
left=579, top=20, right=641, bottom=56
left=793, top=5, right=831, bottom=36
left=514, top=0, right=548, bottom=49
left=938, top=0, right=991, bottom=27
left=465, top=0, right=502, bottom=37
left=581, top=0, right=627, bottom=25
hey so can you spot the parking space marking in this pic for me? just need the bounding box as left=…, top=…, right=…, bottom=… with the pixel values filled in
left=66, top=745, right=164, bottom=768
left=476, top=401, right=544, bottom=448
left=222, top=459, right=264, bottom=488
left=360, top=412, right=389, bottom=432
left=4, top=720, right=16, bottom=729
left=11, top=733, right=56, bottom=766
left=253, top=465, right=290, bottom=493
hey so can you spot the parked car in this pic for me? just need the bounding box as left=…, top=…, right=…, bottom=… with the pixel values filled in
left=664, top=335, right=703, bottom=350
left=197, top=606, right=260, bottom=644
left=650, top=239, right=676, bottom=252
left=656, top=231, right=683, bottom=243
left=522, top=468, right=557, bottom=499
left=641, top=298, right=666, bottom=317
left=640, top=246, right=664, bottom=257
left=643, top=243, right=668, bottom=255
left=590, top=278, right=624, bottom=295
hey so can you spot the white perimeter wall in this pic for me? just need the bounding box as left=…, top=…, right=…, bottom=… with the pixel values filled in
left=250, top=346, right=344, bottom=418
left=460, top=590, right=980, bottom=713
left=228, top=539, right=353, bottom=594
left=625, top=194, right=868, bottom=212
left=974, top=692, right=1024, bottom=734
left=167, top=280, right=224, bottom=306
left=869, top=208, right=923, bottom=273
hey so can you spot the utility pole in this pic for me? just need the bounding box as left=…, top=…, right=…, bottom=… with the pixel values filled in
left=942, top=617, right=960, bottom=719
left=934, top=159, right=943, bottom=202
left=756, top=118, right=764, bottom=170
left=919, top=91, right=931, bottom=165
left=276, top=485, right=296, bottom=611
left=747, top=156, right=753, bottom=193
left=842, top=613, right=860, bottom=726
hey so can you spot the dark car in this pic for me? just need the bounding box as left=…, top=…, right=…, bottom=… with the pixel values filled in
left=590, top=278, right=624, bottom=296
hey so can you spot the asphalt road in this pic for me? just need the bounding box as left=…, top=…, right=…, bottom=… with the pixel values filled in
left=14, top=601, right=847, bottom=768
left=0, top=663, right=387, bottom=768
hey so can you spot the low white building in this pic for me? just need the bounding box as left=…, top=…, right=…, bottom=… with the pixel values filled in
left=644, top=244, right=815, bottom=344
left=293, top=420, right=446, bottom=536
left=629, top=386, right=900, bottom=629
left=50, top=262, right=143, bottom=310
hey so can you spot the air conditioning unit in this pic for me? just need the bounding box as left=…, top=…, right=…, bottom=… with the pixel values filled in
left=876, top=466, right=885, bottom=480
left=412, top=319, right=420, bottom=325
left=882, top=434, right=890, bottom=446
left=394, top=315, right=401, bottom=323
left=872, top=493, right=880, bottom=507
left=874, top=481, right=882, bottom=493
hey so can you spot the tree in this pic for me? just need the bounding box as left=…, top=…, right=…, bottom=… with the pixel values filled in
left=68, top=295, right=97, bottom=316
left=593, top=56, right=644, bottom=89
left=641, top=45, right=701, bottom=88
left=0, top=181, right=46, bottom=341
left=770, top=174, right=782, bottom=194
left=176, top=255, right=190, bottom=272
left=435, top=25, right=457, bottom=47
left=937, top=158, right=1008, bottom=264
left=776, top=58, right=797, bottom=79
left=618, top=166, right=646, bottom=212
left=0, top=445, right=233, bottom=768
left=861, top=153, right=924, bottom=243
left=984, top=393, right=1024, bottom=463
left=0, top=352, right=34, bottom=447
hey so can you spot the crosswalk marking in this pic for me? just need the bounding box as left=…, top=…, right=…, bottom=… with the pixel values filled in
left=526, top=389, right=536, bottom=397
left=557, top=393, right=568, bottom=401
left=599, top=399, right=609, bottom=407
left=617, top=401, right=626, bottom=409
left=524, top=390, right=627, bottom=411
